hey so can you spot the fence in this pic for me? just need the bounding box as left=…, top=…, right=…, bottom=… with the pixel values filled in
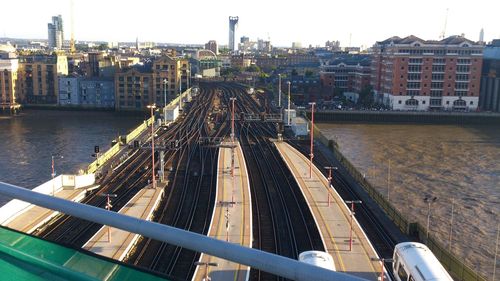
left=86, top=116, right=153, bottom=174
left=85, top=88, right=192, bottom=174
left=308, top=120, right=486, bottom=281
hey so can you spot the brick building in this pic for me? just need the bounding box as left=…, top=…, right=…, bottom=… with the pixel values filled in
left=0, top=44, right=19, bottom=110
left=17, top=53, right=68, bottom=104
left=319, top=54, right=371, bottom=98
left=115, top=55, right=189, bottom=111
left=371, top=35, right=483, bottom=110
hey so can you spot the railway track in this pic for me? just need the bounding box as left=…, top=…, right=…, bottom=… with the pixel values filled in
left=222, top=83, right=324, bottom=281
left=127, top=84, right=226, bottom=280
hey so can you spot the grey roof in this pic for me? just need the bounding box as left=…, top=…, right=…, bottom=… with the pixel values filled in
left=325, top=54, right=371, bottom=67
left=377, top=35, right=477, bottom=46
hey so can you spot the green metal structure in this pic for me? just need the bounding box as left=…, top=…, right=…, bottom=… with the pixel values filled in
left=0, top=226, right=169, bottom=281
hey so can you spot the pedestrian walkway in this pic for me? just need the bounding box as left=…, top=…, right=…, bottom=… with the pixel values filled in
left=82, top=185, right=164, bottom=261
left=274, top=141, right=380, bottom=280
left=192, top=141, right=252, bottom=281
left=3, top=188, right=88, bottom=234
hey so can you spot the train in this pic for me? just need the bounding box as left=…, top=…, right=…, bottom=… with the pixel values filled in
left=298, top=251, right=336, bottom=271
left=393, top=242, right=453, bottom=281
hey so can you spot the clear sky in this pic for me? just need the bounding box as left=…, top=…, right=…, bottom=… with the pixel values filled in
left=1, top=0, right=498, bottom=48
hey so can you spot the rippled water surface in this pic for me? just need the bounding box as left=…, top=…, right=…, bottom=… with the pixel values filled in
left=318, top=123, right=500, bottom=278
left=0, top=110, right=144, bottom=204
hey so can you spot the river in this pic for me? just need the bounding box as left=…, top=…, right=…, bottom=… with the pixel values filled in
left=0, top=109, right=145, bottom=205
left=317, top=123, right=500, bottom=279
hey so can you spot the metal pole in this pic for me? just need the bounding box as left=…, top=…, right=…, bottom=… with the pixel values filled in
left=287, top=81, right=291, bottom=126
left=51, top=156, right=55, bottom=196
left=0, top=181, right=366, bottom=281
left=424, top=196, right=437, bottom=240
left=278, top=74, right=281, bottom=108
left=387, top=159, right=390, bottom=201
left=163, top=79, right=167, bottom=125
left=309, top=102, right=315, bottom=178
left=345, top=200, right=362, bottom=251
left=325, top=167, right=338, bottom=207
left=179, top=75, right=183, bottom=110
left=493, top=223, right=499, bottom=281
left=448, top=198, right=455, bottom=251
left=147, top=104, right=157, bottom=189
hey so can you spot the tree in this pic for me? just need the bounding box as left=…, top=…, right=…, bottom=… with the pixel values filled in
left=358, top=85, right=374, bottom=106
left=305, top=70, right=314, bottom=77
left=245, top=65, right=261, bottom=73
left=97, top=43, right=108, bottom=51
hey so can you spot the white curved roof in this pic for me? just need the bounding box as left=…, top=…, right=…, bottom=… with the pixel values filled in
left=395, top=242, right=453, bottom=281
left=298, top=251, right=336, bottom=271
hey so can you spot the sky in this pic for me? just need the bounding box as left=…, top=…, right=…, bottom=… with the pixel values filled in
left=1, top=0, right=499, bottom=48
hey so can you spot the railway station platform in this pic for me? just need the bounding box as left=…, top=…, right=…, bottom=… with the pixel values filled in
left=83, top=184, right=164, bottom=261
left=274, top=141, right=381, bottom=280
left=1, top=187, right=90, bottom=234
left=192, top=141, right=252, bottom=281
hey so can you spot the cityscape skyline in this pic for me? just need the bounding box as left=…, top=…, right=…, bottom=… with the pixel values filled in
left=1, top=0, right=499, bottom=48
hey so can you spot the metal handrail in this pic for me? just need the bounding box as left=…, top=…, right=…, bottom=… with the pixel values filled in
left=0, top=181, right=366, bottom=281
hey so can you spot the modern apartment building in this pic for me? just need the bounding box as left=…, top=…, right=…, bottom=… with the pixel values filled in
left=17, top=53, right=68, bottom=104
left=48, top=15, right=64, bottom=50
left=59, top=76, right=114, bottom=108
left=115, top=55, right=189, bottom=111
left=371, top=35, right=483, bottom=110
left=0, top=44, right=19, bottom=111
left=479, top=40, right=500, bottom=112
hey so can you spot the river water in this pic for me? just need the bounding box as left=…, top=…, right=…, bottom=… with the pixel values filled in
left=0, top=110, right=144, bottom=205
left=317, top=123, right=500, bottom=279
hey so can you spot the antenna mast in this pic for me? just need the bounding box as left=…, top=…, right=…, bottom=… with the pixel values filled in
left=70, top=0, right=76, bottom=54
left=440, top=8, right=449, bottom=40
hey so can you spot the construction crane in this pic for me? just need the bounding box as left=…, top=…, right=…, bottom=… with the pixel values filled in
left=439, top=8, right=449, bottom=40
left=69, top=0, right=76, bottom=54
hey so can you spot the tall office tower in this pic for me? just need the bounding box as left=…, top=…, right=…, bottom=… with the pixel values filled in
left=48, top=15, right=64, bottom=49
left=479, top=28, right=484, bottom=43
left=229, top=16, right=239, bottom=52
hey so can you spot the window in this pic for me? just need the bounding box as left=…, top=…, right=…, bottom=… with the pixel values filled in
left=431, top=82, right=443, bottom=89
left=398, top=100, right=402, bottom=104
left=456, top=65, right=470, bottom=73
left=408, top=65, right=421, bottom=72
left=407, top=82, right=420, bottom=89
left=470, top=101, right=474, bottom=105
left=405, top=99, right=419, bottom=106
left=431, top=73, right=444, bottom=81
left=432, top=65, right=445, bottom=72
left=407, top=73, right=421, bottom=81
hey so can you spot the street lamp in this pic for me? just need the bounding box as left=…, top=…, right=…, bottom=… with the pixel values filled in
left=147, top=104, right=157, bottom=189
left=345, top=200, right=362, bottom=251
left=51, top=155, right=63, bottom=196
left=194, top=261, right=218, bottom=281
left=163, top=79, right=168, bottom=125
left=287, top=81, right=291, bottom=126
left=325, top=166, right=338, bottom=207
left=424, top=196, right=437, bottom=239
left=100, top=193, right=117, bottom=242
left=278, top=74, right=282, bottom=108
left=371, top=257, right=393, bottom=281
left=308, top=102, right=316, bottom=178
